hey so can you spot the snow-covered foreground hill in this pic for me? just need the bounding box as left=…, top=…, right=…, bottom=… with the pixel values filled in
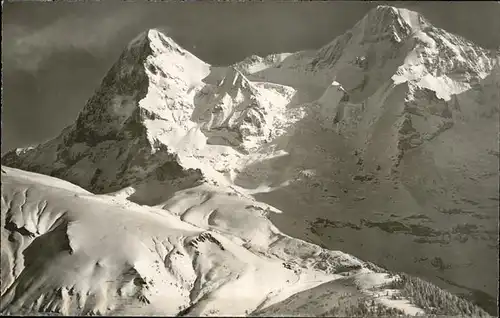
left=0, top=167, right=489, bottom=316
left=2, top=5, right=498, bottom=316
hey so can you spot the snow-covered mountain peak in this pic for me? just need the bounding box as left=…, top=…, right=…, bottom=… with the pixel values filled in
left=127, top=28, right=188, bottom=57
left=371, top=5, right=429, bottom=29
left=308, top=6, right=494, bottom=103
left=361, top=5, right=418, bottom=38
left=69, top=27, right=209, bottom=139
left=1, top=29, right=215, bottom=194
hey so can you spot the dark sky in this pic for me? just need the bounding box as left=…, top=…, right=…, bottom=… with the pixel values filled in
left=2, top=1, right=500, bottom=153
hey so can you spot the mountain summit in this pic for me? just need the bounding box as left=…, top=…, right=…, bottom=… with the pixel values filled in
left=311, top=5, right=494, bottom=99
left=3, top=29, right=212, bottom=194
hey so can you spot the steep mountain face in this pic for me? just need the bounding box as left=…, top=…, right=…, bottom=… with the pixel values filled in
left=247, top=6, right=495, bottom=168
left=192, top=67, right=296, bottom=151
left=312, top=6, right=493, bottom=94
left=3, top=29, right=210, bottom=194
left=2, top=5, right=499, bottom=316
left=231, top=7, right=500, bottom=313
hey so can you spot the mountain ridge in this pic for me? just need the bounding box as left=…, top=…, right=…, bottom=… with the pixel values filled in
left=0, top=166, right=490, bottom=316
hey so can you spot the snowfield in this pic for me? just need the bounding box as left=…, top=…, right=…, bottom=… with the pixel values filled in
left=1, top=166, right=431, bottom=316
left=2, top=5, right=498, bottom=316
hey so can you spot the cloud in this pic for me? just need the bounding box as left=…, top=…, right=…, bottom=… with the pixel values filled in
left=3, top=8, right=148, bottom=72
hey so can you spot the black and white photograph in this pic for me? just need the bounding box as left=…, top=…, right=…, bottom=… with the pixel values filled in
left=1, top=1, right=499, bottom=316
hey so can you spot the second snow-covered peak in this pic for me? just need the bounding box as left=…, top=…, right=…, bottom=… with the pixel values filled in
left=308, top=5, right=494, bottom=101
left=370, top=6, right=429, bottom=31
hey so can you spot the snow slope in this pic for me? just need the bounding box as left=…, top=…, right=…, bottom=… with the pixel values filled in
left=2, top=5, right=499, bottom=315
left=1, top=166, right=442, bottom=316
